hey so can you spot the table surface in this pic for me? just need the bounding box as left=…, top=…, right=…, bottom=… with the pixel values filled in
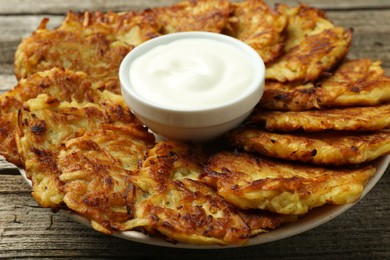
left=1, top=0, right=390, bottom=259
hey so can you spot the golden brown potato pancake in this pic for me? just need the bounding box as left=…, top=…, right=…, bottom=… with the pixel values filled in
left=14, top=11, right=159, bottom=93
left=251, top=104, right=390, bottom=132
left=125, top=178, right=252, bottom=245
left=61, top=10, right=160, bottom=46
left=16, top=95, right=106, bottom=208
left=121, top=141, right=250, bottom=245
left=0, top=104, right=21, bottom=166
left=58, top=124, right=154, bottom=234
left=229, top=127, right=390, bottom=165
left=276, top=4, right=334, bottom=51
left=120, top=141, right=291, bottom=245
left=260, top=59, right=390, bottom=111
left=16, top=86, right=136, bottom=208
left=266, top=5, right=352, bottom=83
left=225, top=0, right=287, bottom=63
left=0, top=68, right=106, bottom=166
left=153, top=0, right=230, bottom=34
left=201, top=151, right=376, bottom=215
left=14, top=21, right=128, bottom=93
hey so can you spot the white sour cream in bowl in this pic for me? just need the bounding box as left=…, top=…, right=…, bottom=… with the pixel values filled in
left=120, top=32, right=265, bottom=142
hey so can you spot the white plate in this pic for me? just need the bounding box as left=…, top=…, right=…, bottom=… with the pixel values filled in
left=19, top=155, right=390, bottom=249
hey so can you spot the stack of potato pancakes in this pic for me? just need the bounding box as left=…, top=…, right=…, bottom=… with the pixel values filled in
left=1, top=0, right=389, bottom=245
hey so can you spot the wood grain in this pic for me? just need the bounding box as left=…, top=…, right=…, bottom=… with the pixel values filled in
left=0, top=157, right=17, bottom=171
left=1, top=0, right=390, bottom=259
left=0, top=0, right=390, bottom=14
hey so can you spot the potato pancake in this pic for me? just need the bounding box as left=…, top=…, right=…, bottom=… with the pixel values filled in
left=0, top=101, right=21, bottom=166
left=61, top=10, right=160, bottom=46
left=125, top=178, right=252, bottom=245
left=201, top=151, right=376, bottom=215
left=14, top=10, right=159, bottom=93
left=121, top=141, right=291, bottom=245
left=0, top=68, right=105, bottom=166
left=266, top=5, right=352, bottom=82
left=16, top=84, right=136, bottom=208
left=225, top=0, right=287, bottom=63
left=251, top=104, right=390, bottom=132
left=14, top=21, right=129, bottom=93
left=277, top=4, right=334, bottom=51
left=229, top=127, right=390, bottom=165
left=16, top=95, right=106, bottom=208
left=57, top=124, right=154, bottom=234
left=260, top=59, right=390, bottom=111
left=121, top=141, right=250, bottom=245
left=153, top=0, right=230, bottom=34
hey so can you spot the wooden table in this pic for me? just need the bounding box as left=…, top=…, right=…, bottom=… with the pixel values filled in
left=1, top=0, right=389, bottom=259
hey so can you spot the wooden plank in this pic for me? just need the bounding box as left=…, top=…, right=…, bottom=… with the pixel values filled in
left=327, top=9, right=390, bottom=31
left=2, top=9, right=390, bottom=42
left=350, top=33, right=390, bottom=68
left=0, top=0, right=390, bottom=15
left=0, top=75, right=17, bottom=93
left=0, top=157, right=17, bottom=171
left=0, top=15, right=63, bottom=76
left=0, top=42, right=17, bottom=76
left=0, top=0, right=176, bottom=14
left=0, top=174, right=30, bottom=192
left=0, top=15, right=63, bottom=42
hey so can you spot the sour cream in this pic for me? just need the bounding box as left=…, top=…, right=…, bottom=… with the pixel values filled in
left=128, top=37, right=258, bottom=110
left=120, top=32, right=265, bottom=141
